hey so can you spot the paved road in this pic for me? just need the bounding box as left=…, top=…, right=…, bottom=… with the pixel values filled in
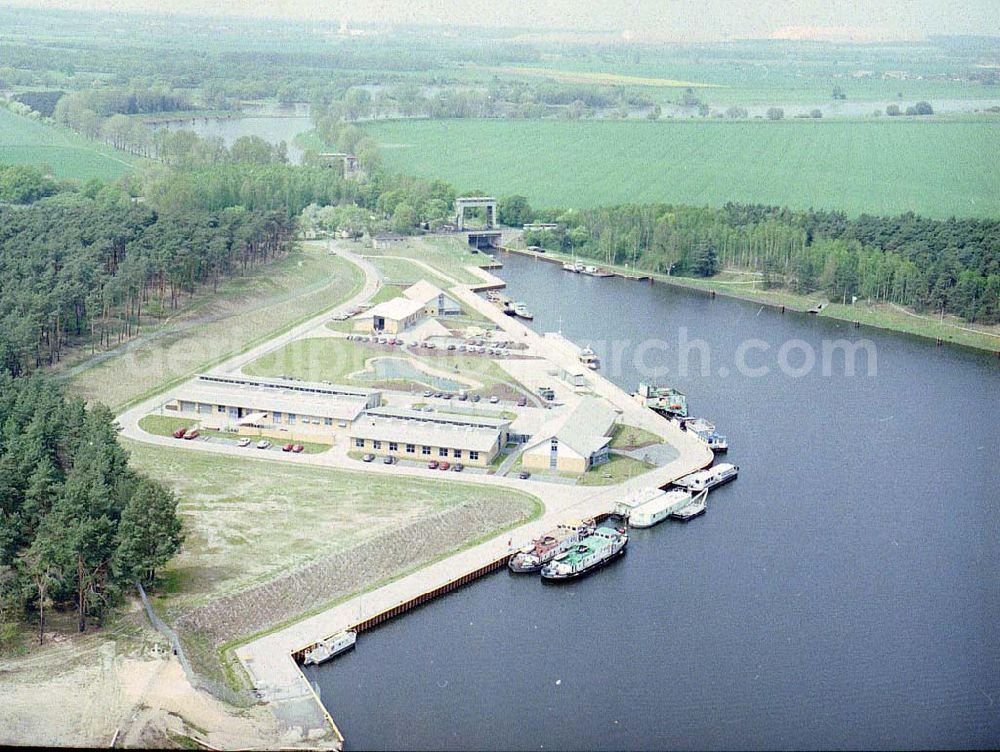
left=117, top=248, right=713, bottom=746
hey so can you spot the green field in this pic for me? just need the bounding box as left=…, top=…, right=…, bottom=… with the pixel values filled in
left=0, top=107, right=138, bottom=181
left=366, top=118, right=1000, bottom=218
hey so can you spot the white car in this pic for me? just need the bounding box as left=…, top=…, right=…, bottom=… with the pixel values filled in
left=256, top=440, right=271, bottom=449
left=237, top=437, right=251, bottom=447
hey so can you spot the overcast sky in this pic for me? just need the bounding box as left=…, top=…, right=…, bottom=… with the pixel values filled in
left=6, top=0, right=999, bottom=41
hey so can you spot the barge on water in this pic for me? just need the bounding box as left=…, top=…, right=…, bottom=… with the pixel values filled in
left=629, top=489, right=694, bottom=528
left=303, top=630, right=356, bottom=666
left=508, top=519, right=595, bottom=573
left=680, top=417, right=728, bottom=453
left=673, top=463, right=739, bottom=492
left=632, top=382, right=688, bottom=418
left=540, top=526, right=628, bottom=582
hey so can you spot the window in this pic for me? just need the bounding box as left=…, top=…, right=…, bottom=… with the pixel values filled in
left=373, top=440, right=381, bottom=449
left=453, top=449, right=462, bottom=458
left=273, top=411, right=282, bottom=422
left=470, top=451, right=479, bottom=461
left=324, top=417, right=333, bottom=426
left=439, top=447, right=448, bottom=457
left=355, top=438, right=365, bottom=448
left=217, top=405, right=226, bottom=413
left=389, top=442, right=398, bottom=451
left=422, top=446, right=431, bottom=455
left=406, top=444, right=415, bottom=453
left=288, top=413, right=296, bottom=425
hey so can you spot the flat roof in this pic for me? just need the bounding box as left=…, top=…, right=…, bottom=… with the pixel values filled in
left=196, top=374, right=375, bottom=400
left=368, top=406, right=510, bottom=430
left=351, top=416, right=500, bottom=451
left=175, top=380, right=370, bottom=422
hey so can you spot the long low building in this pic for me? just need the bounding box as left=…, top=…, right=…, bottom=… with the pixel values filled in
left=165, top=375, right=380, bottom=442
left=350, top=407, right=509, bottom=466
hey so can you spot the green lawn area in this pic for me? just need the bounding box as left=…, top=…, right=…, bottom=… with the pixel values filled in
left=577, top=455, right=656, bottom=486
left=609, top=423, right=662, bottom=449
left=64, top=242, right=365, bottom=409
left=124, top=439, right=541, bottom=616
left=0, top=107, right=139, bottom=181
left=365, top=118, right=1000, bottom=218
left=245, top=336, right=521, bottom=392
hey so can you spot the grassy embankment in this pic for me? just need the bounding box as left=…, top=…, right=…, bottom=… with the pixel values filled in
left=503, top=247, right=1000, bottom=354
left=62, top=241, right=365, bottom=410
left=125, top=439, right=541, bottom=686
left=365, top=117, right=1000, bottom=218
left=0, top=106, right=139, bottom=181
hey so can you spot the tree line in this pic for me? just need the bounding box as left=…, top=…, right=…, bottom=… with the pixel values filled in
left=0, top=374, right=183, bottom=645
left=0, top=178, right=295, bottom=377
left=524, top=203, right=1000, bottom=322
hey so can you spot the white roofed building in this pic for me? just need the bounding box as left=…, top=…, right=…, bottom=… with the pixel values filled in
left=521, top=396, right=620, bottom=473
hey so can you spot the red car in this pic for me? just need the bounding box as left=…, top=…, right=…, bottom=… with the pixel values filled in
left=282, top=443, right=294, bottom=452
left=292, top=444, right=304, bottom=453
left=438, top=461, right=450, bottom=471
left=172, top=427, right=187, bottom=439
left=427, top=460, right=439, bottom=469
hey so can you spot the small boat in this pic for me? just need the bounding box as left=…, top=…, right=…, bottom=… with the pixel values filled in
left=671, top=490, right=708, bottom=521
left=540, top=526, right=628, bottom=581
left=579, top=345, right=600, bottom=370
left=508, top=519, right=595, bottom=573
left=582, top=265, right=613, bottom=277
left=562, top=260, right=584, bottom=273
left=512, top=302, right=534, bottom=320
left=629, top=489, right=693, bottom=528
left=674, top=463, right=739, bottom=492
left=303, top=630, right=357, bottom=666
left=682, top=418, right=728, bottom=452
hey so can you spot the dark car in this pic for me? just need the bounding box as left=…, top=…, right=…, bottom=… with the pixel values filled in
left=516, top=396, right=527, bottom=407
left=518, top=470, right=531, bottom=480
left=427, top=460, right=439, bottom=469
left=471, top=394, right=481, bottom=403
left=452, top=463, right=464, bottom=472
left=383, top=455, right=395, bottom=465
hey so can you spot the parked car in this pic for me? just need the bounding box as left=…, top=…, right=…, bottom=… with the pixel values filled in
left=516, top=396, right=527, bottom=407
left=442, top=393, right=452, bottom=400
left=471, top=394, right=481, bottom=403
left=292, top=444, right=304, bottom=453
left=458, top=345, right=466, bottom=352
left=423, top=390, right=434, bottom=397
left=427, top=460, right=439, bottom=469
left=183, top=428, right=199, bottom=440
left=282, top=443, right=294, bottom=452
left=452, top=463, right=464, bottom=472
left=237, top=437, right=251, bottom=447
left=172, top=427, right=187, bottom=439
left=383, top=455, right=395, bottom=465
left=422, top=406, right=434, bottom=412
left=362, top=453, right=375, bottom=462
left=438, top=461, right=450, bottom=471
left=256, top=440, right=271, bottom=449
left=518, top=470, right=531, bottom=480
left=433, top=391, right=443, bottom=398
left=489, top=395, right=500, bottom=404
left=446, top=344, right=456, bottom=351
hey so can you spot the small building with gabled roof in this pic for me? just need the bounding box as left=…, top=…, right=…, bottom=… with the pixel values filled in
left=521, top=396, right=620, bottom=473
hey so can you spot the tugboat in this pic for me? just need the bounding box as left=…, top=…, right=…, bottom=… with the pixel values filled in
left=632, top=382, right=688, bottom=418
left=508, top=520, right=594, bottom=573
left=540, top=526, right=628, bottom=581
left=303, top=630, right=357, bottom=666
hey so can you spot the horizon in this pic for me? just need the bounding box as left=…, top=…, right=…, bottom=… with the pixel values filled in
left=3, top=0, right=999, bottom=43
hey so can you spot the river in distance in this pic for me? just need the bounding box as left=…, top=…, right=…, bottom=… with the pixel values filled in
left=307, top=251, right=1000, bottom=750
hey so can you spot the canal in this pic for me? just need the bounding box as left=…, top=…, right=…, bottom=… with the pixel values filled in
left=307, top=252, right=1000, bottom=750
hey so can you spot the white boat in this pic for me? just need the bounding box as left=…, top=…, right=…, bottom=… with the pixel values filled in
left=613, top=487, right=666, bottom=517
left=674, top=463, right=739, bottom=492
left=562, top=260, right=584, bottom=273
left=671, top=490, right=708, bottom=521
left=629, top=489, right=693, bottom=528
left=303, top=630, right=357, bottom=666
left=579, top=345, right=600, bottom=370
left=682, top=417, right=728, bottom=452
left=513, top=302, right=534, bottom=320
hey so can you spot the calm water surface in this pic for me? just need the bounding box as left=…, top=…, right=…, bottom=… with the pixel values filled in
left=309, top=252, right=1000, bottom=750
